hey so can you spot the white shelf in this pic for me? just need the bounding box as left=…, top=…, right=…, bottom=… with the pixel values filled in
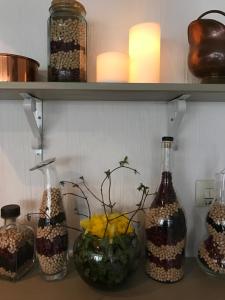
left=0, top=82, right=224, bottom=101
left=1, top=82, right=223, bottom=157
left=0, top=259, right=223, bottom=300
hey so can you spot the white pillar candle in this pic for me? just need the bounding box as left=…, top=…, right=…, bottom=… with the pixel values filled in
left=96, top=52, right=129, bottom=83
left=129, top=22, right=161, bottom=83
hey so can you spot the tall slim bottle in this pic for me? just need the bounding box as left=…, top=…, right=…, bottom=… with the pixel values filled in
left=145, top=137, right=187, bottom=283
left=30, top=158, right=68, bottom=281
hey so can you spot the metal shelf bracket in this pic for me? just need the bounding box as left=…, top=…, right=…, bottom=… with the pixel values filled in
left=168, top=94, right=190, bottom=150
left=21, top=93, right=43, bottom=160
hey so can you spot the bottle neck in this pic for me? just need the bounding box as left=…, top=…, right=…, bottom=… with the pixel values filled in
left=4, top=218, right=17, bottom=226
left=151, top=141, right=176, bottom=207
left=216, top=171, right=225, bottom=204
left=161, top=141, right=173, bottom=175
left=41, top=164, right=58, bottom=189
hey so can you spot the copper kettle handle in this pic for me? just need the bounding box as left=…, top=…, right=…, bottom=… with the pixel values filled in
left=198, top=10, right=225, bottom=19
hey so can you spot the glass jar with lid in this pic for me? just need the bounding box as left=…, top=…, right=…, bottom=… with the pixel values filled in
left=48, top=0, right=87, bottom=82
left=30, top=158, right=68, bottom=281
left=0, top=204, right=35, bottom=281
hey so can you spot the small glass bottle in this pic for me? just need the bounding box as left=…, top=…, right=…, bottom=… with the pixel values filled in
left=0, top=205, right=35, bottom=281
left=30, top=158, right=68, bottom=281
left=48, top=0, right=87, bottom=82
left=198, top=170, right=225, bottom=276
left=145, top=137, right=187, bottom=283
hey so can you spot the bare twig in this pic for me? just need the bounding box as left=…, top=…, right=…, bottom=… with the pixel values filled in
left=61, top=189, right=91, bottom=219
left=63, top=193, right=87, bottom=200
left=100, top=162, right=140, bottom=219
left=108, top=175, right=113, bottom=213
left=78, top=178, right=113, bottom=209
left=60, top=181, right=78, bottom=188
left=62, top=224, right=82, bottom=232
left=27, top=211, right=51, bottom=221
left=27, top=212, right=82, bottom=236
left=60, top=157, right=154, bottom=239
left=74, top=208, right=89, bottom=219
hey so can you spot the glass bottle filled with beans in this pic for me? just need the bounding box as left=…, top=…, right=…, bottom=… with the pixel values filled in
left=0, top=205, right=35, bottom=281
left=145, top=137, right=187, bottom=283
left=30, top=158, right=68, bottom=281
left=48, top=0, right=87, bottom=82
left=198, top=170, right=225, bottom=276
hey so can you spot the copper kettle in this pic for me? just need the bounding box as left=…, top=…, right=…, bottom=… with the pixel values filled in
left=188, top=10, right=225, bottom=83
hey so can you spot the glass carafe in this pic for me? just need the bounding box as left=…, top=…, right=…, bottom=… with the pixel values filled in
left=30, top=158, right=68, bottom=281
left=198, top=170, right=225, bottom=276
left=0, top=204, right=35, bottom=281
left=145, top=137, right=187, bottom=283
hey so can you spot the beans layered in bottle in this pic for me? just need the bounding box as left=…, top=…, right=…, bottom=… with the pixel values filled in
left=198, top=170, right=225, bottom=276
left=30, top=158, right=68, bottom=281
left=145, top=137, right=187, bottom=283
left=0, top=205, right=35, bottom=281
left=48, top=0, right=87, bottom=82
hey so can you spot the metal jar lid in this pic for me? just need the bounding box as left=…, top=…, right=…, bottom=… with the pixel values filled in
left=50, top=0, right=86, bottom=16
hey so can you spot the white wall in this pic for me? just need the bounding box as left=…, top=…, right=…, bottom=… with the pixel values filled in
left=0, top=0, right=224, bottom=256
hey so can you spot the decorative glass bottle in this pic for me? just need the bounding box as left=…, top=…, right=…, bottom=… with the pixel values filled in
left=198, top=170, right=225, bottom=276
left=30, top=158, right=68, bottom=281
left=145, top=137, right=187, bottom=283
left=0, top=204, right=35, bottom=281
left=48, top=0, right=87, bottom=82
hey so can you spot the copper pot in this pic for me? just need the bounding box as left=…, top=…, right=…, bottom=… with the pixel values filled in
left=188, top=10, right=225, bottom=83
left=0, top=53, right=40, bottom=82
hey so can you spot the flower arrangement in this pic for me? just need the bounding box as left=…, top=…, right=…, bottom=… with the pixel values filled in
left=61, top=157, right=153, bottom=289
left=61, top=156, right=152, bottom=239
left=80, top=213, right=134, bottom=239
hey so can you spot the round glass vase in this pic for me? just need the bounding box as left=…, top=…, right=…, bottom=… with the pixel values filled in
left=73, top=232, right=141, bottom=289
left=30, top=158, right=68, bottom=281
left=198, top=171, right=225, bottom=276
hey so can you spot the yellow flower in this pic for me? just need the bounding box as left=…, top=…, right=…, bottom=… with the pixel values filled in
left=80, top=213, right=134, bottom=239
left=80, top=218, right=90, bottom=230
